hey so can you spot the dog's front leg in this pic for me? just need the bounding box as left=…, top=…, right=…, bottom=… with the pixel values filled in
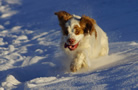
left=70, top=52, right=87, bottom=72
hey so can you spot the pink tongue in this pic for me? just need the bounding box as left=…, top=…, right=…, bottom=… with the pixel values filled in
left=68, top=43, right=78, bottom=50
left=64, top=43, right=78, bottom=51
left=69, top=45, right=76, bottom=49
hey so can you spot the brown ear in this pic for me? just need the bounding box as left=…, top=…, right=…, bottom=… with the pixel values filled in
left=55, top=11, right=72, bottom=24
left=80, top=15, right=97, bottom=37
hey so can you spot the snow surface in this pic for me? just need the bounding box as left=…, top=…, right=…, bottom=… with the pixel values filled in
left=0, top=0, right=138, bottom=90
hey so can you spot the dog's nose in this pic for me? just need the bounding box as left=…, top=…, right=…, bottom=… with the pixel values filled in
left=67, top=38, right=75, bottom=44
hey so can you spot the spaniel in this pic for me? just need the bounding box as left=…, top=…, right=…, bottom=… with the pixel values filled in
left=55, top=11, right=109, bottom=72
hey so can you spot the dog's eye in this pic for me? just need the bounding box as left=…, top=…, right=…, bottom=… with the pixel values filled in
left=75, top=30, right=80, bottom=35
left=74, top=25, right=81, bottom=35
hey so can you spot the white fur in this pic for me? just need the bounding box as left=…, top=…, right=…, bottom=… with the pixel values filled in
left=61, top=15, right=109, bottom=72
left=63, top=16, right=83, bottom=45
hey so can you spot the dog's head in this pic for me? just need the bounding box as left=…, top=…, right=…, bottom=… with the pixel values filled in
left=55, top=11, right=97, bottom=51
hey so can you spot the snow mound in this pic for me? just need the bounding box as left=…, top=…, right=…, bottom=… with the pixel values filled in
left=25, top=76, right=74, bottom=89
left=1, top=75, right=20, bottom=90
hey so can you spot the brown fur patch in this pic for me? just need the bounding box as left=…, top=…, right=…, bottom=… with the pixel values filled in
left=74, top=25, right=84, bottom=35
left=55, top=11, right=72, bottom=35
left=62, top=26, right=68, bottom=35
left=55, top=11, right=97, bottom=38
left=80, top=15, right=97, bottom=38
left=55, top=11, right=72, bottom=23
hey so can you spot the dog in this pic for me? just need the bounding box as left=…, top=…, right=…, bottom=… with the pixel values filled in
left=55, top=11, right=109, bottom=72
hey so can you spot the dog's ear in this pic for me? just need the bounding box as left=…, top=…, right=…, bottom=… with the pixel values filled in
left=80, top=15, right=97, bottom=37
left=55, top=11, right=72, bottom=24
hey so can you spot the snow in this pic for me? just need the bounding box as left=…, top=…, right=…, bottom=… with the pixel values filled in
left=0, top=1, right=18, bottom=19
left=1, top=75, right=21, bottom=90
left=0, top=25, right=4, bottom=29
left=0, top=0, right=138, bottom=90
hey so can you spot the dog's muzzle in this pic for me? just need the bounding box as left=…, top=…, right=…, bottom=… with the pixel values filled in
left=64, top=42, right=79, bottom=51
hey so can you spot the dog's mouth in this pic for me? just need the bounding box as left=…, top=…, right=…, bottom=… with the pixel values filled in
left=64, top=42, right=79, bottom=51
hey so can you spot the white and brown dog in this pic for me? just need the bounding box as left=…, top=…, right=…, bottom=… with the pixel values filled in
left=55, top=11, right=109, bottom=72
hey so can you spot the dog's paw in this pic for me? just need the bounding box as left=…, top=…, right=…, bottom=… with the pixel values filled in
left=70, top=59, right=82, bottom=72
left=70, top=62, right=80, bottom=72
left=70, top=53, right=87, bottom=72
left=70, top=61, right=87, bottom=72
left=70, top=65, right=77, bottom=72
